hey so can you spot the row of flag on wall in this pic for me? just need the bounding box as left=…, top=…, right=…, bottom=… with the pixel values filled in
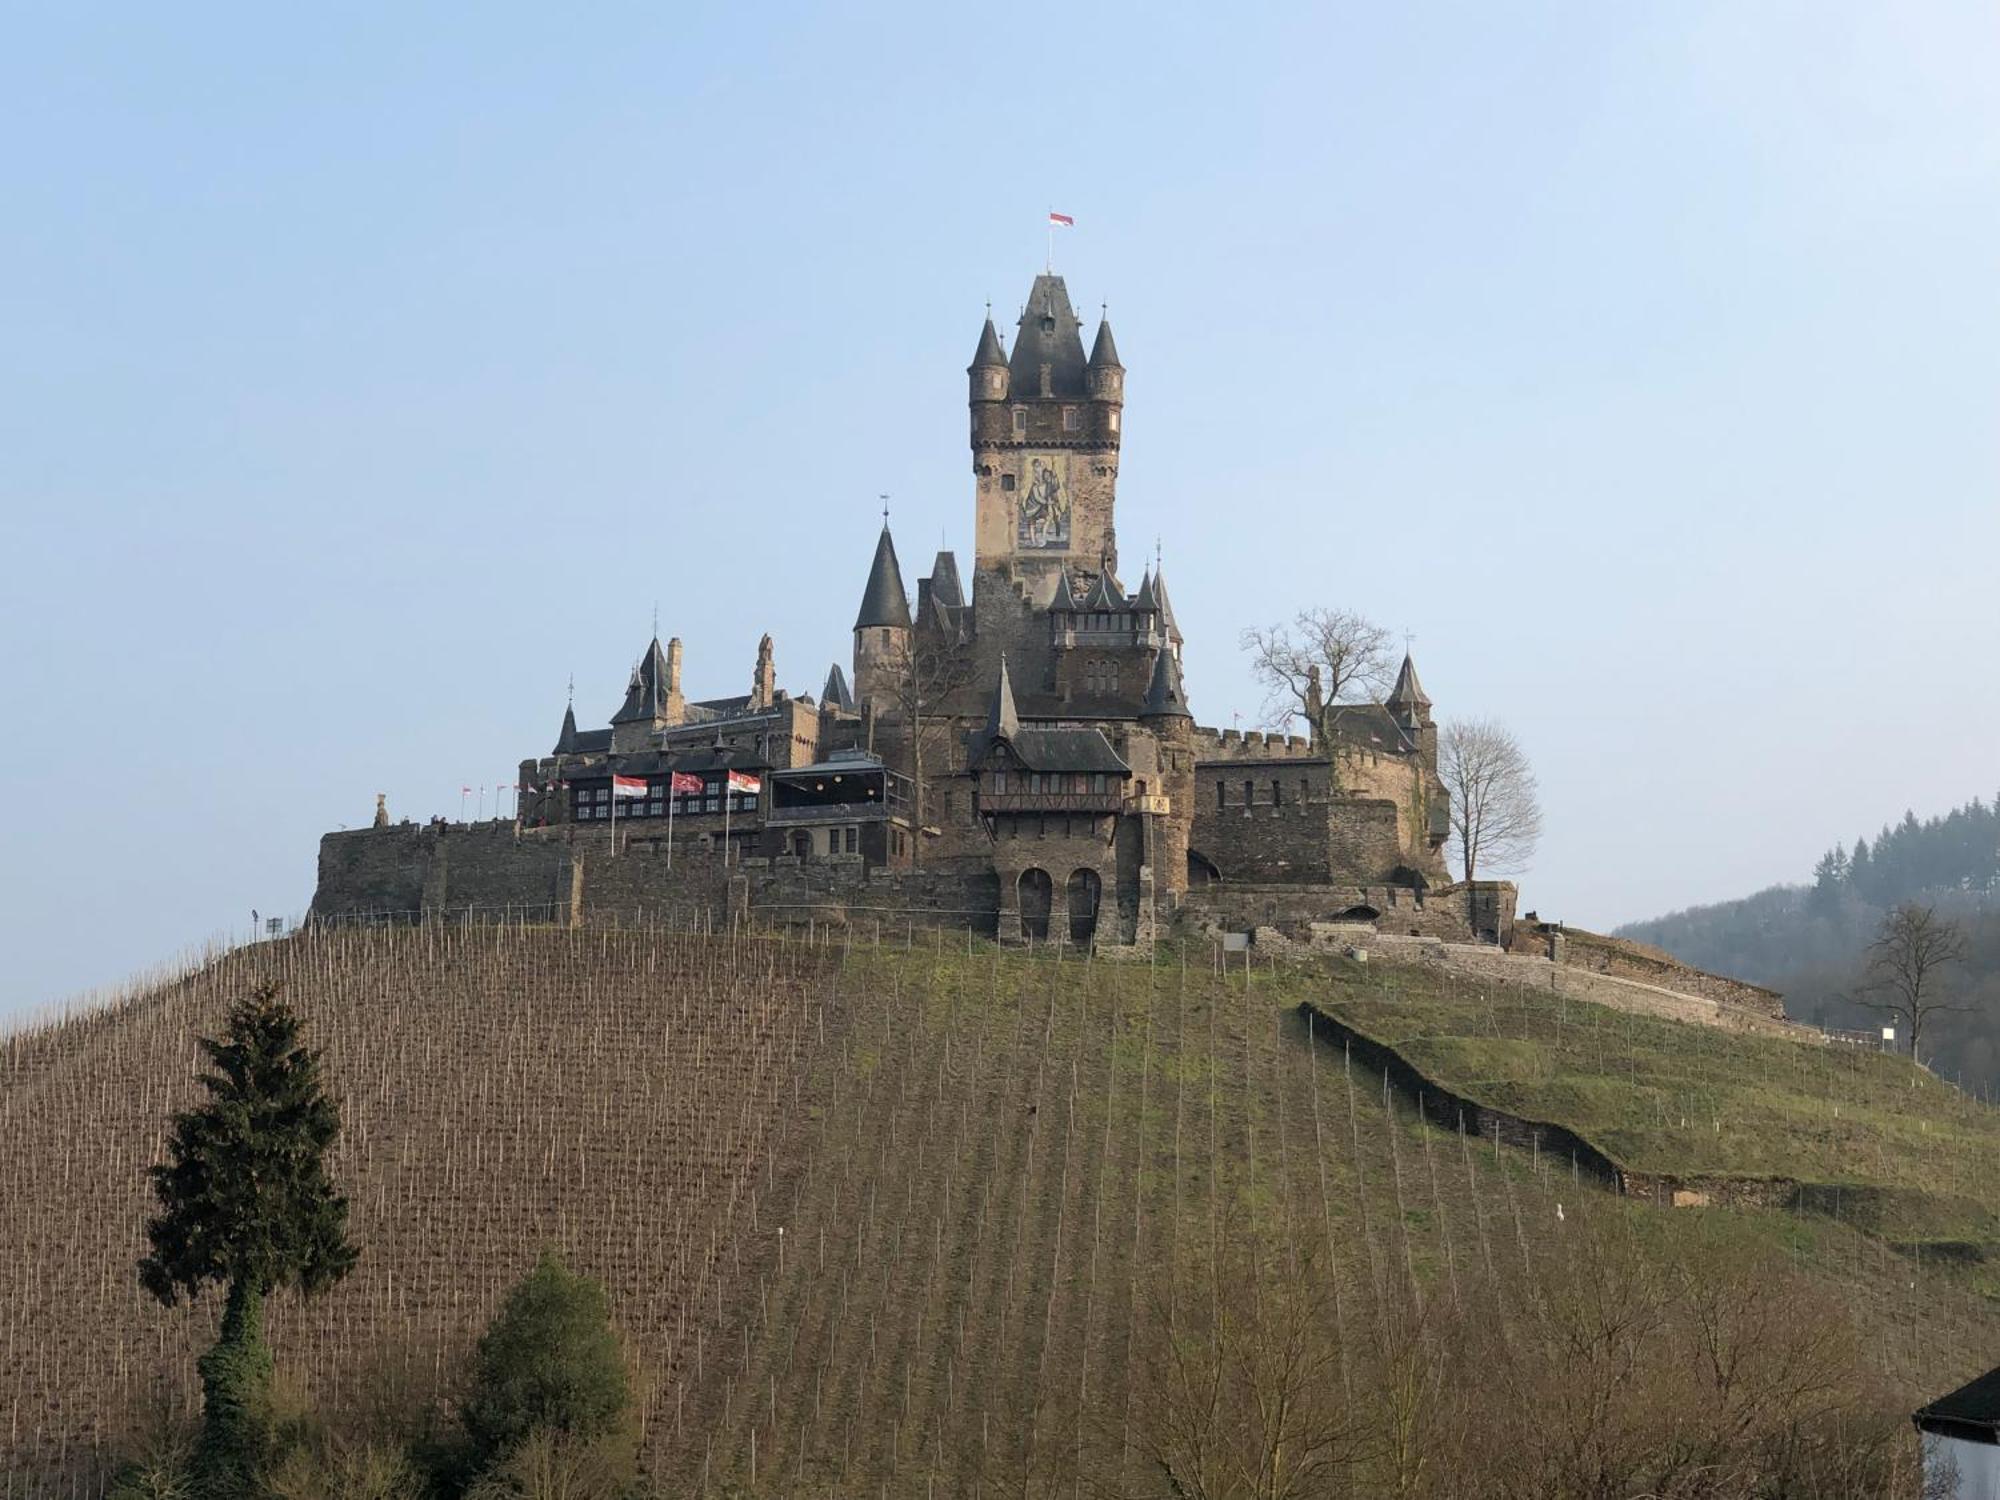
left=610, top=770, right=762, bottom=798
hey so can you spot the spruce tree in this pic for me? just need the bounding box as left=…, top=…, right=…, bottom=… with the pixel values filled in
left=138, top=982, right=357, bottom=1498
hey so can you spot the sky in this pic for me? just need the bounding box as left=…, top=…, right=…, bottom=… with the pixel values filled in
left=3, top=3, right=1996, bottom=1018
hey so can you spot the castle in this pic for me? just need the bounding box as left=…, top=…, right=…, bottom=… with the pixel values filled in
left=313, top=267, right=1520, bottom=949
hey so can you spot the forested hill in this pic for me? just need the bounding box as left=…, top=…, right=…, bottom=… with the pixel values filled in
left=1617, top=792, right=2000, bottom=1092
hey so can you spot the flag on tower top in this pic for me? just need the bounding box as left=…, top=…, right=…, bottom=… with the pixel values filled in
left=1048, top=211, right=1074, bottom=228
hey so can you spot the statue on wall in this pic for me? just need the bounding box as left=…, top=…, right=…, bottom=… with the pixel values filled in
left=1017, top=456, right=1072, bottom=550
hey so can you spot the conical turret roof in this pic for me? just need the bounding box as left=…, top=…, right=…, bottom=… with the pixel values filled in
left=1132, top=568, right=1158, bottom=613
left=1082, top=569, right=1125, bottom=611
left=1386, top=651, right=1432, bottom=718
left=1088, top=316, right=1122, bottom=370
left=1049, top=569, right=1080, bottom=613
left=854, top=525, right=912, bottom=631
left=1010, top=274, right=1089, bottom=399
left=554, top=703, right=580, bottom=754
left=970, top=316, right=1007, bottom=370
left=928, top=550, right=964, bottom=610
left=1140, top=648, right=1192, bottom=719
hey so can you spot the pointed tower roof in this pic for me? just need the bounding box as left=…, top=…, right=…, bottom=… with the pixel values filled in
left=928, top=550, right=964, bottom=610
left=1009, top=274, right=1089, bottom=399
left=554, top=703, right=580, bottom=755
left=1132, top=568, right=1158, bottom=613
left=1048, top=569, right=1080, bottom=613
left=986, top=654, right=1021, bottom=741
left=1152, top=567, right=1181, bottom=637
left=854, top=525, right=912, bottom=631
left=822, top=663, right=854, bottom=711
left=1082, top=569, right=1125, bottom=611
left=1386, top=651, right=1432, bottom=722
left=1140, top=648, right=1193, bottom=719
left=970, top=316, right=1007, bottom=370
left=1088, top=316, right=1122, bottom=370
left=611, top=637, right=673, bottom=724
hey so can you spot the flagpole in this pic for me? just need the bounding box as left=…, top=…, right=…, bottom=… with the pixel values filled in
left=610, top=772, right=617, bottom=856
left=723, top=772, right=731, bottom=869
left=667, top=773, right=675, bottom=871
left=1046, top=208, right=1053, bottom=273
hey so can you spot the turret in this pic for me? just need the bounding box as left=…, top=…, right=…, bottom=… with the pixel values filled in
left=1385, top=651, right=1437, bottom=765
left=853, top=524, right=911, bottom=714
left=1086, top=315, right=1124, bottom=408
left=969, top=315, right=1009, bottom=404
left=610, top=636, right=677, bottom=753
left=1139, top=647, right=1195, bottom=903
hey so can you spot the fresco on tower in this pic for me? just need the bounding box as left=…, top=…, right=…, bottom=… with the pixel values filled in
left=1016, top=453, right=1072, bottom=550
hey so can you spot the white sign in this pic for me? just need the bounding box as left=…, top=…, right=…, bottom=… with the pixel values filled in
left=1882, top=1027, right=1896, bottom=1042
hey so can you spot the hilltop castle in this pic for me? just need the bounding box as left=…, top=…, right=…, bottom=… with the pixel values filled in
left=314, top=268, right=1517, bottom=948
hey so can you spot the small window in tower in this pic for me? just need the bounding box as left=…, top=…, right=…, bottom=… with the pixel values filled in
left=1108, top=410, right=1120, bottom=432
left=1271, top=779, right=1282, bottom=806
left=1012, top=408, right=1027, bottom=434
left=1062, top=407, right=1079, bottom=432
left=1216, top=781, right=1225, bottom=810
left=1001, top=473, right=1016, bottom=491
left=1041, top=316, right=1055, bottom=333
left=1108, top=661, right=1120, bottom=693
left=1243, top=779, right=1254, bottom=808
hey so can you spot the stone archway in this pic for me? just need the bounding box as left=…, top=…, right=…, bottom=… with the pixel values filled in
left=1018, top=868, right=1053, bottom=941
left=1067, top=868, right=1102, bottom=944
left=1187, top=849, right=1222, bottom=887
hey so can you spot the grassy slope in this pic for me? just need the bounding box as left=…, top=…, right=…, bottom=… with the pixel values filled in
left=1304, top=955, right=2000, bottom=1245
left=5, top=929, right=1999, bottom=1495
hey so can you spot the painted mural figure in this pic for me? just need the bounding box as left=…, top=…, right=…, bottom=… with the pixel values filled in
left=1017, top=457, right=1071, bottom=549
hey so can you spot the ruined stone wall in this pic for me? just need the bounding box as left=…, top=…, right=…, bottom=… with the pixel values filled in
left=1181, top=881, right=1488, bottom=944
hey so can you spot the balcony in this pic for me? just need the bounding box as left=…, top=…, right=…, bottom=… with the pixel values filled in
left=978, top=791, right=1123, bottom=815
left=765, top=801, right=896, bottom=826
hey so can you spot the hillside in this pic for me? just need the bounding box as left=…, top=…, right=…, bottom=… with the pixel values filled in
left=6, top=926, right=2000, bottom=1494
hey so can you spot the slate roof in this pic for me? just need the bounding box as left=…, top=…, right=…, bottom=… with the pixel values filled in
left=1132, top=569, right=1158, bottom=613
left=1088, top=316, right=1121, bottom=370
left=1152, top=567, right=1180, bottom=637
left=928, top=550, right=965, bottom=610
left=1141, top=648, right=1192, bottom=719
left=1915, top=1364, right=2000, bottom=1443
left=554, top=704, right=580, bottom=755
left=967, top=654, right=1131, bottom=774
left=822, top=663, right=854, bottom=711
left=1009, top=274, right=1089, bottom=400
left=610, top=637, right=673, bottom=725
left=855, top=525, right=911, bottom=630
left=1326, top=702, right=1418, bottom=755
left=1386, top=651, right=1432, bottom=716
left=1049, top=569, right=1080, bottom=613
left=1082, top=570, right=1125, bottom=610
left=970, top=316, right=1007, bottom=370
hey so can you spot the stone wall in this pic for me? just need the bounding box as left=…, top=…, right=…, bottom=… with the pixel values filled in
left=1551, top=929, right=1786, bottom=1020
left=1180, top=880, right=1500, bottom=945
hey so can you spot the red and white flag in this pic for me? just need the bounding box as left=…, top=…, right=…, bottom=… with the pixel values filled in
left=611, top=774, right=648, bottom=799
left=670, top=772, right=705, bottom=795
left=726, top=770, right=762, bottom=795
left=1048, top=211, right=1074, bottom=228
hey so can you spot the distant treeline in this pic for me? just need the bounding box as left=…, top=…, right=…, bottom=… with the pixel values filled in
left=1620, top=791, right=2000, bottom=1095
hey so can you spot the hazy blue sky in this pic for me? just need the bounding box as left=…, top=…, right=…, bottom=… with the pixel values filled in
left=4, top=4, right=1996, bottom=1016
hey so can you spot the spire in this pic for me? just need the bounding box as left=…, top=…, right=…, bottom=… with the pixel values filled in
left=1151, top=566, right=1180, bottom=640
left=1009, top=274, right=1089, bottom=400
left=1132, top=568, right=1158, bottom=613
left=1049, top=569, right=1080, bottom=613
left=554, top=702, right=580, bottom=754
left=854, top=525, right=912, bottom=631
left=971, top=316, right=1007, bottom=370
left=1140, top=648, right=1192, bottom=720
left=1088, top=316, right=1122, bottom=370
left=987, top=654, right=1021, bottom=740
left=611, top=637, right=673, bottom=724
left=1082, top=568, right=1125, bottom=611
left=822, top=663, right=854, bottom=711
left=928, top=550, right=964, bottom=610
left=1386, top=651, right=1433, bottom=726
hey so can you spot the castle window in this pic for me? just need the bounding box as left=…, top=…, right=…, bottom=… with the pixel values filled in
left=1243, top=779, right=1254, bottom=808
left=1271, top=779, right=1281, bottom=807
left=1108, top=410, right=1120, bottom=432
left=1001, top=472, right=1016, bottom=491
left=1216, top=781, right=1225, bottom=810
left=1030, top=773, right=1044, bottom=793
left=1012, top=408, right=1027, bottom=434
left=1093, top=773, right=1106, bottom=794
left=1062, top=406, right=1079, bottom=432
left=1107, top=661, right=1120, bottom=693
left=845, top=826, right=858, bottom=854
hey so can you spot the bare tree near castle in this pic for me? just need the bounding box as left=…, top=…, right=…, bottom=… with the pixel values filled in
left=883, top=629, right=975, bottom=867
left=1240, top=608, right=1395, bottom=748
left=1854, top=902, right=1968, bottom=1064
left=1438, top=718, right=1542, bottom=882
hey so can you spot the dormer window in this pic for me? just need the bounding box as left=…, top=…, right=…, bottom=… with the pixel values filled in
left=1012, top=408, right=1027, bottom=434
left=1062, top=407, right=1080, bottom=432
left=1040, top=316, right=1055, bottom=333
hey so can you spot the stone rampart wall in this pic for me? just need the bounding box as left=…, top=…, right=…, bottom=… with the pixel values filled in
left=1554, top=929, right=1785, bottom=1019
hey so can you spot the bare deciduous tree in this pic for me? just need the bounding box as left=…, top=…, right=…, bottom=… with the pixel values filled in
left=1855, top=903, right=1968, bottom=1063
left=882, top=629, right=976, bottom=867
left=1240, top=610, right=1396, bottom=773
left=1438, top=719, right=1542, bottom=883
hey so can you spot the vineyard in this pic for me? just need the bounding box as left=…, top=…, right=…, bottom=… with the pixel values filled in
left=5, top=926, right=2000, bottom=1495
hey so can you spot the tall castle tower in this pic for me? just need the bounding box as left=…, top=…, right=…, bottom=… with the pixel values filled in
left=969, top=276, right=1124, bottom=586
